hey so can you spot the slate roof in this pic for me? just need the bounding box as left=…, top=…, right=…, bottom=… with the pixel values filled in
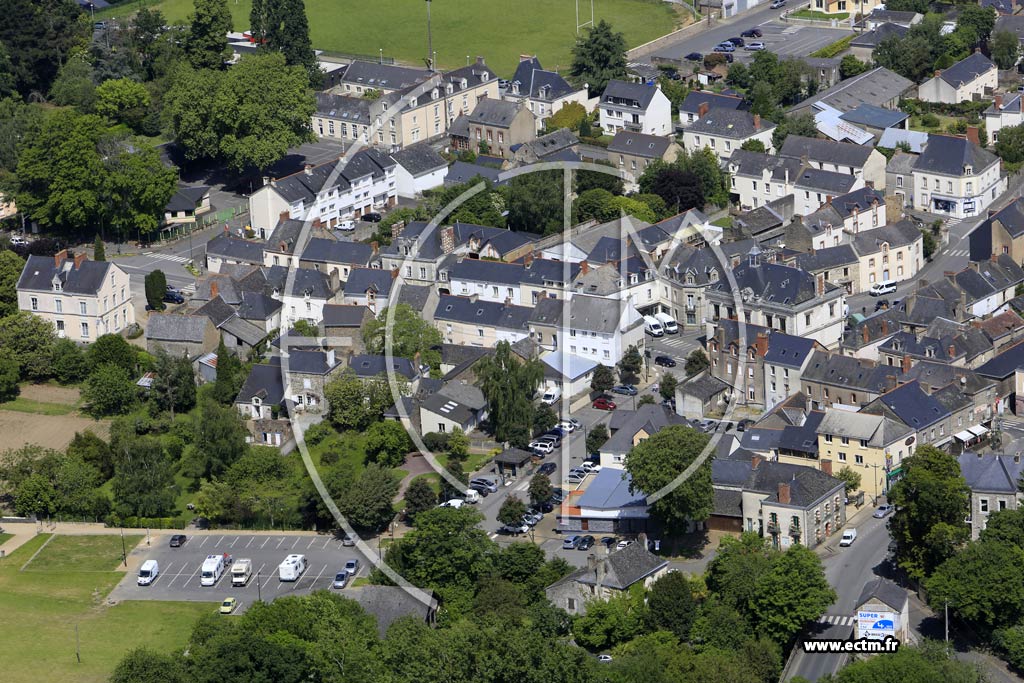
left=265, top=148, right=395, bottom=205
left=914, top=135, right=999, bottom=176
left=728, top=149, right=802, bottom=181
left=681, top=372, right=731, bottom=400
left=976, top=339, right=1024, bottom=380
left=166, top=185, right=210, bottom=212
left=433, top=295, right=533, bottom=330
left=530, top=293, right=632, bottom=334
left=264, top=265, right=335, bottom=299
left=205, top=234, right=266, bottom=264
left=598, top=405, right=689, bottom=455
left=793, top=67, right=914, bottom=114
left=287, top=350, right=342, bottom=375
left=467, top=98, right=524, bottom=128
left=865, top=380, right=950, bottom=429
left=194, top=296, right=237, bottom=327
left=794, top=167, right=860, bottom=195
left=712, top=458, right=843, bottom=507
left=552, top=537, right=668, bottom=591
left=764, top=333, right=819, bottom=368
left=345, top=586, right=437, bottom=638
left=344, top=267, right=394, bottom=297
left=395, top=284, right=434, bottom=313
left=390, top=143, right=448, bottom=176
left=686, top=109, right=774, bottom=138
left=680, top=90, right=746, bottom=114
left=602, top=79, right=659, bottom=108
left=816, top=410, right=912, bottom=446
left=444, top=160, right=504, bottom=185
left=802, top=350, right=896, bottom=393
left=857, top=578, right=908, bottom=612
left=517, top=128, right=579, bottom=159
left=958, top=452, right=1024, bottom=493
left=321, top=304, right=369, bottom=327
left=146, top=314, right=210, bottom=343
left=508, top=57, right=578, bottom=101
left=340, top=61, right=428, bottom=90
left=18, top=254, right=111, bottom=294
left=300, top=237, right=374, bottom=266
left=937, top=51, right=996, bottom=88
left=314, top=92, right=371, bottom=125
left=237, top=291, right=282, bottom=322
left=421, top=384, right=486, bottom=425
left=852, top=220, right=921, bottom=256
left=780, top=135, right=874, bottom=168
left=903, top=360, right=994, bottom=396
left=850, top=22, right=908, bottom=47
left=709, top=254, right=836, bottom=307
left=607, top=131, right=674, bottom=158
left=985, top=197, right=1024, bottom=239
left=348, top=354, right=416, bottom=379
left=235, top=358, right=286, bottom=405
left=879, top=130, right=929, bottom=154
left=840, top=103, right=908, bottom=129
left=796, top=244, right=858, bottom=273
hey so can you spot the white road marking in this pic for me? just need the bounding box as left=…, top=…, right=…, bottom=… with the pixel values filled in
left=276, top=537, right=285, bottom=549
left=199, top=536, right=209, bottom=547
left=214, top=535, right=225, bottom=547
left=291, top=537, right=301, bottom=549
left=229, top=536, right=239, bottom=548
left=307, top=563, right=327, bottom=591
left=184, top=564, right=201, bottom=588
left=307, top=538, right=316, bottom=549
left=246, top=537, right=254, bottom=548
left=261, top=567, right=275, bottom=591
left=260, top=537, right=269, bottom=549
left=322, top=539, right=330, bottom=549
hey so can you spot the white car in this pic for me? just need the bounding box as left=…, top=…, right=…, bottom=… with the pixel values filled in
left=565, top=472, right=586, bottom=484
left=581, top=461, right=602, bottom=473
left=745, top=41, right=765, bottom=50
left=529, top=440, right=555, bottom=454
left=557, top=420, right=577, bottom=433
left=616, top=540, right=633, bottom=550
left=438, top=499, right=464, bottom=509
left=9, top=235, right=27, bottom=246
left=337, top=220, right=356, bottom=231
left=839, top=528, right=858, bottom=547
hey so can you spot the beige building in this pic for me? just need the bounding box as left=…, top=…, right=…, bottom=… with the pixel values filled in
left=810, top=0, right=884, bottom=16
left=918, top=52, right=997, bottom=105
left=851, top=220, right=923, bottom=289
left=433, top=294, right=532, bottom=348
left=816, top=409, right=915, bottom=499
left=450, top=98, right=536, bottom=158
left=607, top=131, right=682, bottom=190
left=682, top=110, right=776, bottom=162
left=17, top=251, right=134, bottom=343
left=912, top=134, right=1005, bottom=220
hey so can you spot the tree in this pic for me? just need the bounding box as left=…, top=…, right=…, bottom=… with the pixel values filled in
left=659, top=373, right=678, bottom=402
left=185, top=0, right=233, bottom=70
left=362, top=303, right=443, bottom=373
left=836, top=466, right=861, bottom=495
left=980, top=506, right=1024, bottom=548
left=507, top=170, right=564, bottom=235
left=957, top=5, right=996, bottom=46
left=646, top=571, right=697, bottom=639
left=926, top=539, right=1024, bottom=633
left=625, top=425, right=713, bottom=527
left=750, top=544, right=836, bottom=643
left=771, top=111, right=818, bottom=150
left=194, top=398, right=249, bottom=478
left=14, top=472, right=57, bottom=517
left=570, top=19, right=627, bottom=95
left=446, top=426, right=469, bottom=462
left=707, top=532, right=776, bottom=618
left=151, top=349, right=196, bottom=417
left=921, top=228, right=937, bottom=260
left=575, top=187, right=617, bottom=223
left=528, top=473, right=553, bottom=507
left=48, top=51, right=95, bottom=109
left=0, top=350, right=19, bottom=402
left=572, top=587, right=648, bottom=650
left=638, top=394, right=656, bottom=406
left=0, top=249, right=23, bottom=317
left=249, top=0, right=268, bottom=42
left=343, top=463, right=399, bottom=531
left=110, top=648, right=188, bottom=683
left=831, top=642, right=987, bottom=683
left=87, top=334, right=137, bottom=375
left=261, top=0, right=320, bottom=86
left=0, top=311, right=55, bottom=380
left=111, top=434, right=177, bottom=517
left=404, top=477, right=437, bottom=524
left=545, top=101, right=587, bottom=133
left=94, top=78, right=151, bottom=130
left=591, top=364, right=615, bottom=393
left=888, top=445, right=970, bottom=580
left=575, top=159, right=624, bottom=195
left=739, top=139, right=766, bottom=153
left=67, top=430, right=114, bottom=481
left=477, top=341, right=544, bottom=442
left=992, top=30, right=1021, bottom=71
left=104, top=141, right=178, bottom=240
left=996, top=123, right=1024, bottom=164
left=498, top=495, right=528, bottom=528
left=365, top=420, right=412, bottom=468
left=874, top=34, right=937, bottom=83
left=50, top=338, right=86, bottom=384
left=685, top=348, right=709, bottom=378
left=212, top=336, right=243, bottom=404
left=144, top=269, right=167, bottom=311
left=533, top=404, right=557, bottom=436
left=644, top=166, right=705, bottom=214
left=83, top=363, right=137, bottom=417
left=586, top=424, right=608, bottom=455
left=93, top=235, right=106, bottom=262
left=839, top=54, right=869, bottom=80
left=618, top=344, right=643, bottom=384
left=0, top=0, right=91, bottom=99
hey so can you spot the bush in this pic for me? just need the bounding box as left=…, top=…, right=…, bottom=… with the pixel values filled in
left=920, top=113, right=940, bottom=128
left=319, top=448, right=340, bottom=466
left=423, top=431, right=450, bottom=452
left=303, top=420, right=334, bottom=447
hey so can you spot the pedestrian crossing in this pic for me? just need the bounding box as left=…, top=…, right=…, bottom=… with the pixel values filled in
left=658, top=336, right=696, bottom=350
left=820, top=614, right=855, bottom=627
left=180, top=283, right=197, bottom=295
left=945, top=248, right=969, bottom=258
left=143, top=251, right=191, bottom=264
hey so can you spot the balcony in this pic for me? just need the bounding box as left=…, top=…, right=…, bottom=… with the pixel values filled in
left=766, top=520, right=780, bottom=533
left=789, top=523, right=801, bottom=535
left=623, top=121, right=644, bottom=132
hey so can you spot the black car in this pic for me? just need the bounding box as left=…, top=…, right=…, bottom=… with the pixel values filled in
left=654, top=355, right=676, bottom=367
left=361, top=212, right=383, bottom=222
left=578, top=535, right=596, bottom=550
left=468, top=482, right=491, bottom=497
left=537, top=500, right=554, bottom=513
left=874, top=299, right=890, bottom=311
left=724, top=53, right=734, bottom=63
left=727, top=37, right=745, bottom=47
left=538, top=462, right=556, bottom=476
left=163, top=291, right=185, bottom=305
left=600, top=536, right=617, bottom=548
left=741, top=28, right=762, bottom=37
left=684, top=52, right=702, bottom=61
left=169, top=534, right=187, bottom=548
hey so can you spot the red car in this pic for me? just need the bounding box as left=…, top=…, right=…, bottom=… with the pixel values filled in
left=593, top=397, right=617, bottom=410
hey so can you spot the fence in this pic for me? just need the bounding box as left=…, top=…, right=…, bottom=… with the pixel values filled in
left=319, top=50, right=396, bottom=65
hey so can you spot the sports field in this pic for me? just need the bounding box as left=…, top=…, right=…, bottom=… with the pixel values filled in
left=1, top=534, right=212, bottom=683
left=97, top=0, right=682, bottom=75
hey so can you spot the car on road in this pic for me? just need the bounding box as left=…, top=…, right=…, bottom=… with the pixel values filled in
left=219, top=597, right=237, bottom=614
left=598, top=654, right=613, bottom=663
left=839, top=528, right=858, bottom=546
left=529, top=440, right=554, bottom=455
left=698, top=419, right=717, bottom=432
left=337, top=220, right=356, bottom=231
left=593, top=397, right=617, bottom=410
left=332, top=571, right=349, bottom=589
left=468, top=483, right=490, bottom=497
left=551, top=489, right=567, bottom=503
left=873, top=504, right=894, bottom=518
left=770, top=0, right=786, bottom=7
left=562, top=535, right=582, bottom=549
left=341, top=533, right=356, bottom=547
left=578, top=535, right=596, bottom=550
left=169, top=534, right=187, bottom=548
left=470, top=478, right=498, bottom=493
left=163, top=290, right=185, bottom=305
left=547, top=426, right=568, bottom=439
left=727, top=37, right=745, bottom=46
left=557, top=420, right=577, bottom=433
left=538, top=462, right=557, bottom=476
left=361, top=212, right=382, bottom=222
left=438, top=499, right=465, bottom=509
left=654, top=355, right=676, bottom=367
left=581, top=461, right=601, bottom=473
left=685, top=51, right=702, bottom=61
left=713, top=42, right=736, bottom=52
left=745, top=41, right=766, bottom=50
left=565, top=472, right=586, bottom=484
left=741, top=28, right=763, bottom=37
left=612, top=384, right=638, bottom=396
left=523, top=511, right=543, bottom=526
left=737, top=419, right=754, bottom=432
left=568, top=418, right=582, bottom=430
left=500, top=523, right=530, bottom=535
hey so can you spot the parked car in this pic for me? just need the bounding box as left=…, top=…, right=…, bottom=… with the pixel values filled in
left=612, top=384, right=638, bottom=396
left=470, top=478, right=498, bottom=493
left=361, top=212, right=382, bottom=222
left=557, top=420, right=577, bottom=433
left=163, top=291, right=185, bottom=305
left=737, top=419, right=754, bottom=432
left=565, top=472, right=586, bottom=484
left=337, top=220, right=356, bottom=231
left=839, top=528, right=858, bottom=547
left=874, top=298, right=890, bottom=311
left=169, top=534, right=187, bottom=548
left=593, top=397, right=617, bottom=410
left=344, top=558, right=360, bottom=575
left=727, top=37, right=745, bottom=46
left=538, top=462, right=557, bottom=475
left=562, top=535, right=582, bottom=549
left=468, top=482, right=490, bottom=497
left=698, top=419, right=717, bottom=432
left=547, top=426, right=568, bottom=439
left=616, top=540, right=633, bottom=549
left=219, top=597, right=238, bottom=614
left=741, top=27, right=763, bottom=37
left=746, top=41, right=766, bottom=50
left=536, top=500, right=554, bottom=513
left=713, top=42, right=735, bottom=52
left=332, top=571, right=349, bottom=589
left=9, top=235, right=28, bottom=246
left=600, top=536, right=617, bottom=548
left=873, top=504, right=894, bottom=518
left=500, top=522, right=530, bottom=535
left=529, top=440, right=554, bottom=455
left=341, top=533, right=356, bottom=547
left=578, top=535, right=596, bottom=550
left=581, top=461, right=601, bottom=473
left=597, top=654, right=613, bottom=663
left=654, top=355, right=676, bottom=367
left=685, top=51, right=702, bottom=61
left=568, top=418, right=582, bottom=430
left=770, top=0, right=786, bottom=7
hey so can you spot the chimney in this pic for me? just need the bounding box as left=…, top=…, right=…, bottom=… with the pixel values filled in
left=862, top=326, right=870, bottom=344
left=371, top=240, right=379, bottom=255
left=390, top=267, right=399, bottom=279
left=826, top=195, right=834, bottom=205
left=580, top=259, right=589, bottom=274
left=519, top=54, right=533, bottom=62
left=996, top=94, right=1004, bottom=110
left=991, top=252, right=1000, bottom=263
left=312, top=218, right=322, bottom=229
left=476, top=56, right=485, bottom=65
left=901, top=354, right=912, bottom=373
left=440, top=225, right=455, bottom=254
left=816, top=273, right=825, bottom=297
left=934, top=70, right=942, bottom=78
left=820, top=459, right=833, bottom=476
left=524, top=252, right=534, bottom=267
left=975, top=46, right=982, bottom=54
left=73, top=252, right=86, bottom=270
left=698, top=102, right=709, bottom=119
left=948, top=344, right=956, bottom=357
left=262, top=176, right=271, bottom=186
left=224, top=224, right=230, bottom=233
left=966, top=126, right=980, bottom=145
left=279, top=241, right=288, bottom=253
left=279, top=211, right=290, bottom=222
left=211, top=281, right=219, bottom=299
left=968, top=260, right=979, bottom=272
left=753, top=113, right=761, bottom=130
left=54, top=249, right=68, bottom=269
left=778, top=482, right=791, bottom=505
left=752, top=454, right=762, bottom=470
left=881, top=319, right=888, bottom=335
left=755, top=331, right=769, bottom=358
left=391, top=220, right=406, bottom=240
left=304, top=163, right=314, bottom=175
left=326, top=348, right=336, bottom=367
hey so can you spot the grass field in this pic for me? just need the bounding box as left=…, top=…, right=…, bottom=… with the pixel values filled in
left=0, top=534, right=212, bottom=683
left=0, top=396, right=79, bottom=415
left=97, top=0, right=682, bottom=75
left=0, top=532, right=12, bottom=546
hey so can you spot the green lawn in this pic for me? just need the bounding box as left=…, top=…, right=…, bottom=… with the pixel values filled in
left=790, top=9, right=849, bottom=20
left=0, top=534, right=212, bottom=683
left=435, top=450, right=494, bottom=475
left=97, top=0, right=682, bottom=75
left=0, top=396, right=79, bottom=415
left=0, top=532, right=12, bottom=546
left=711, top=215, right=733, bottom=228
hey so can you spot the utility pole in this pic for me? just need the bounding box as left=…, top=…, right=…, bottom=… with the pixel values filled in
left=425, top=0, right=434, bottom=72
left=945, top=600, right=949, bottom=644
left=257, top=570, right=262, bottom=602
left=871, top=463, right=881, bottom=505
left=120, top=527, right=127, bottom=567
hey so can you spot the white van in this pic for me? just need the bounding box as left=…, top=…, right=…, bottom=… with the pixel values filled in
left=839, top=528, right=858, bottom=547
left=231, top=558, right=252, bottom=586
left=643, top=315, right=664, bottom=337
left=869, top=281, right=897, bottom=296
left=540, top=386, right=561, bottom=405
left=654, top=312, right=678, bottom=334
left=463, top=489, right=480, bottom=504
left=278, top=553, right=308, bottom=582
left=137, top=559, right=159, bottom=586
left=200, top=554, right=225, bottom=586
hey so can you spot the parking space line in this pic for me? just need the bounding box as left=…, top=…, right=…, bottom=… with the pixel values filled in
left=307, top=563, right=327, bottom=592
left=214, top=535, right=225, bottom=547
left=199, top=536, right=210, bottom=547
left=291, top=537, right=301, bottom=549
left=322, top=539, right=330, bottom=549
left=229, top=536, right=239, bottom=548
left=254, top=563, right=266, bottom=585
left=184, top=564, right=201, bottom=588
left=261, top=537, right=269, bottom=549
left=307, top=538, right=316, bottom=549
left=276, top=537, right=285, bottom=549
left=246, top=537, right=254, bottom=548
left=262, top=569, right=276, bottom=591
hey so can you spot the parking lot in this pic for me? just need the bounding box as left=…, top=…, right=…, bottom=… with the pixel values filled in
left=653, top=20, right=850, bottom=63
left=109, top=533, right=374, bottom=613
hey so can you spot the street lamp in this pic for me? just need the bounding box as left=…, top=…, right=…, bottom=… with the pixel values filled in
left=870, top=463, right=881, bottom=505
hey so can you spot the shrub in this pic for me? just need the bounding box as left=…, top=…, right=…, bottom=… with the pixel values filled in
left=303, top=421, right=334, bottom=447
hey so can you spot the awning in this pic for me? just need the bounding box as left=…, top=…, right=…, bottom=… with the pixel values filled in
left=968, top=425, right=989, bottom=437
left=954, top=430, right=974, bottom=443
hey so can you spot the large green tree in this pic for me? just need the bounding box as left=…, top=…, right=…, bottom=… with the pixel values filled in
left=646, top=571, right=697, bottom=640
left=476, top=341, right=544, bottom=443
left=343, top=463, right=399, bottom=531
left=528, top=473, right=553, bottom=507
left=498, top=495, right=528, bottom=528
left=151, top=348, right=197, bottom=418
left=707, top=532, right=777, bottom=618
left=104, top=139, right=179, bottom=239
left=211, top=336, right=243, bottom=404
left=750, top=544, right=836, bottom=644
left=403, top=477, right=437, bottom=524
left=83, top=363, right=137, bottom=417
left=87, top=334, right=137, bottom=375
left=0, top=311, right=56, bottom=380
left=992, top=30, right=1021, bottom=71
left=957, top=5, right=996, bottom=45
left=363, top=303, right=442, bottom=373
left=0, top=249, right=24, bottom=317
left=184, top=0, right=233, bottom=70
left=262, top=0, right=320, bottom=86
left=364, top=420, right=412, bottom=468
left=926, top=539, right=1024, bottom=633
left=625, top=424, right=713, bottom=528
left=830, top=642, right=986, bottom=683
left=570, top=19, right=627, bottom=96
left=507, top=169, right=564, bottom=235
left=0, top=0, right=90, bottom=99
left=111, top=434, right=177, bottom=517
left=995, top=123, right=1024, bottom=165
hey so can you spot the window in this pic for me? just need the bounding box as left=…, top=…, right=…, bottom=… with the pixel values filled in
left=80, top=322, right=89, bottom=338
left=567, top=598, right=576, bottom=611
left=897, top=176, right=903, bottom=188
left=79, top=301, right=87, bottom=315
left=855, top=454, right=864, bottom=464
left=980, top=498, right=989, bottom=513
left=55, top=299, right=62, bottom=313
left=30, top=297, right=38, bottom=311
left=838, top=451, right=847, bottom=461
left=825, top=434, right=833, bottom=443
left=966, top=182, right=973, bottom=194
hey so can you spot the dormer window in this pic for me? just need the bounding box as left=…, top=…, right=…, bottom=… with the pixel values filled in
left=965, top=165, right=973, bottom=176
left=481, top=73, right=488, bottom=81
left=411, top=97, right=418, bottom=107
left=252, top=396, right=261, bottom=407
left=461, top=78, right=468, bottom=88
left=446, top=83, right=454, bottom=94
left=709, top=270, right=719, bottom=282
left=511, top=82, right=520, bottom=95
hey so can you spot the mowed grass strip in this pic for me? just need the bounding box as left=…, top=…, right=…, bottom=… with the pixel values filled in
left=0, top=534, right=212, bottom=683
left=98, top=0, right=681, bottom=75
left=0, top=396, right=79, bottom=415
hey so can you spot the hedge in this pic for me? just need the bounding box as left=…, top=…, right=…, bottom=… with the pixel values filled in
left=809, top=34, right=855, bottom=59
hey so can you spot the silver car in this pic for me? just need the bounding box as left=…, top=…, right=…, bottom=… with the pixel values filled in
left=746, top=41, right=765, bottom=50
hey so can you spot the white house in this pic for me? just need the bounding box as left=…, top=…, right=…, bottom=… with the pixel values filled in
left=17, top=251, right=134, bottom=343
left=727, top=150, right=802, bottom=211
left=503, top=56, right=591, bottom=131
left=984, top=92, right=1024, bottom=147
left=918, top=51, right=997, bottom=105
left=598, top=79, right=673, bottom=137
left=528, top=294, right=645, bottom=365
left=779, top=135, right=888, bottom=193
left=391, top=144, right=448, bottom=198
left=911, top=134, right=1005, bottom=219
left=682, top=110, right=776, bottom=162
